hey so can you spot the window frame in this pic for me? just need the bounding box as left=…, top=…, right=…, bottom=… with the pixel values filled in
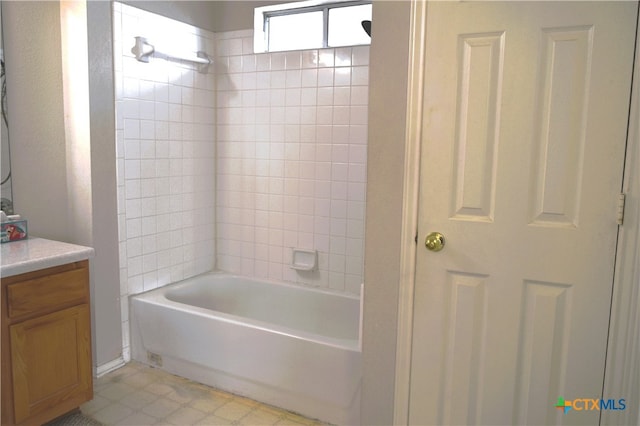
left=254, top=0, right=372, bottom=53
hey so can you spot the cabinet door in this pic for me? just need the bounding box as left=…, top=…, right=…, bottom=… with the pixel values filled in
left=10, top=304, right=92, bottom=424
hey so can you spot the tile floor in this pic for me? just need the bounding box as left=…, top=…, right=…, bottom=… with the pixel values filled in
left=81, top=362, right=328, bottom=426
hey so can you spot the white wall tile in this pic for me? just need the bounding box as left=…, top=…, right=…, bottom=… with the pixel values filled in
left=334, top=68, right=351, bottom=87
left=335, top=48, right=352, bottom=67
left=317, top=68, right=334, bottom=87
left=316, top=107, right=333, bottom=125
left=285, top=70, right=302, bottom=88
left=301, top=50, right=319, bottom=68
left=318, top=49, right=335, bottom=68
left=271, top=52, right=287, bottom=70
left=256, top=54, right=271, bottom=71
left=122, top=20, right=369, bottom=316
left=352, top=46, right=369, bottom=66
left=351, top=66, right=369, bottom=86
left=301, top=69, right=318, bottom=87
left=115, top=2, right=216, bottom=352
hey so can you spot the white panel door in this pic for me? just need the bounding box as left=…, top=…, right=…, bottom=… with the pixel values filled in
left=409, top=2, right=637, bottom=425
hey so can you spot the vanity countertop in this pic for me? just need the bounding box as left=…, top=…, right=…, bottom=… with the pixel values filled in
left=1, top=237, right=95, bottom=278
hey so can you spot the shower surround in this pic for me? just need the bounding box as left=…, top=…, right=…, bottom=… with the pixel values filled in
left=114, top=3, right=368, bottom=361
left=113, top=3, right=217, bottom=360
left=215, top=30, right=368, bottom=295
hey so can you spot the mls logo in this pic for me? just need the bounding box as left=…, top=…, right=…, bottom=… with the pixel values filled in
left=555, top=397, right=572, bottom=414
left=555, top=397, right=627, bottom=414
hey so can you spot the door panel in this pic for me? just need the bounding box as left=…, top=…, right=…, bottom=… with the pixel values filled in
left=409, top=2, right=637, bottom=425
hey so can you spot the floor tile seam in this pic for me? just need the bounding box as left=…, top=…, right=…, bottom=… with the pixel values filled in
left=170, top=401, right=211, bottom=422
left=123, top=382, right=233, bottom=422
left=89, top=400, right=136, bottom=425
left=108, top=403, right=145, bottom=424
left=145, top=406, right=169, bottom=422
left=91, top=395, right=293, bottom=425
left=238, top=404, right=293, bottom=426
left=89, top=401, right=220, bottom=425
left=211, top=400, right=259, bottom=423
left=104, top=396, right=265, bottom=423
left=151, top=395, right=213, bottom=424
left=114, top=409, right=155, bottom=426
left=97, top=381, right=146, bottom=401
left=90, top=364, right=320, bottom=425
left=99, top=385, right=155, bottom=399
left=126, top=366, right=280, bottom=416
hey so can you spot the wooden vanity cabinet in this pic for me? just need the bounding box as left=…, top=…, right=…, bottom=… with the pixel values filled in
left=1, top=260, right=93, bottom=425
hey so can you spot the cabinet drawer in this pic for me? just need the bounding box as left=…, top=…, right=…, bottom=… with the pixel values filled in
left=7, top=267, right=89, bottom=318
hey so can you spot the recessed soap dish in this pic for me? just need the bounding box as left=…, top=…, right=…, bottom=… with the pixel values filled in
left=291, top=248, right=317, bottom=271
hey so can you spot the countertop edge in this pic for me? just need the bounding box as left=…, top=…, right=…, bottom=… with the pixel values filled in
left=1, top=237, right=96, bottom=278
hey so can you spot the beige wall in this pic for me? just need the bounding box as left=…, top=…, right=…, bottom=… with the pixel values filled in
left=210, top=0, right=284, bottom=31
left=362, top=1, right=412, bottom=424
left=122, top=0, right=285, bottom=32
left=122, top=1, right=218, bottom=31
left=86, top=1, right=124, bottom=369
left=3, top=1, right=123, bottom=370
left=3, top=1, right=69, bottom=242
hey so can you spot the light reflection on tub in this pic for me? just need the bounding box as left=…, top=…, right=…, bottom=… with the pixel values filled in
left=130, top=272, right=362, bottom=425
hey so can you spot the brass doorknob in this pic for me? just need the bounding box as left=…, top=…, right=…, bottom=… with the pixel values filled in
left=425, top=232, right=445, bottom=252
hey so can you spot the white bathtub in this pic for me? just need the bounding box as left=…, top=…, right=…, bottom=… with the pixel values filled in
left=130, top=272, right=362, bottom=425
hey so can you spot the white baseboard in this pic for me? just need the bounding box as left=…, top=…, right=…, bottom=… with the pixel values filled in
left=95, top=356, right=126, bottom=378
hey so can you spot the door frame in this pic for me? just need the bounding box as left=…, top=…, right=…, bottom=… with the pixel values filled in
left=393, top=1, right=640, bottom=424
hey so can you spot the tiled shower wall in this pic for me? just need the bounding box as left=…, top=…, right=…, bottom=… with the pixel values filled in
left=215, top=30, right=368, bottom=295
left=113, top=3, right=216, bottom=360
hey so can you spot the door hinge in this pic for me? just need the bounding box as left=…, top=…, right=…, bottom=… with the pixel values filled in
left=617, top=193, right=626, bottom=225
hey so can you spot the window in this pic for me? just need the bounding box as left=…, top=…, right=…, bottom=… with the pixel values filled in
left=254, top=0, right=372, bottom=53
